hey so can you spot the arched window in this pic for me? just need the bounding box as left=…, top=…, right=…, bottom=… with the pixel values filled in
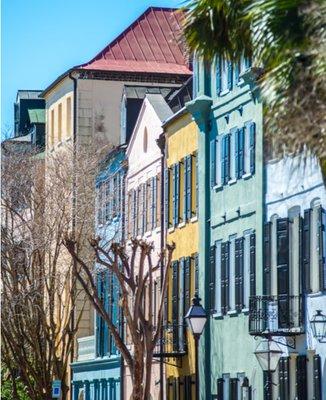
left=311, top=197, right=321, bottom=208
left=143, top=127, right=148, bottom=153
left=288, top=205, right=300, bottom=219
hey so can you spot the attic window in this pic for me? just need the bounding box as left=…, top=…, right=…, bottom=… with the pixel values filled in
left=143, top=127, right=148, bottom=153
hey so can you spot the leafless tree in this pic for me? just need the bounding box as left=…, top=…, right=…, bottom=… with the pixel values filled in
left=63, top=234, right=175, bottom=400
left=1, top=139, right=110, bottom=400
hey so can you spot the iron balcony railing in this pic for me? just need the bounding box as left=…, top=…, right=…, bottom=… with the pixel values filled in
left=153, top=324, right=187, bottom=358
left=249, top=295, right=304, bottom=336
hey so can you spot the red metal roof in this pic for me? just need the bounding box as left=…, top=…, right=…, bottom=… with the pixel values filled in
left=77, top=7, right=191, bottom=75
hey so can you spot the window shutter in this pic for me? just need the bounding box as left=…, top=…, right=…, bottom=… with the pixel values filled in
left=313, top=354, right=322, bottom=400
left=221, top=135, right=225, bottom=184
left=153, top=176, right=158, bottom=229
left=105, top=272, right=111, bottom=355
left=303, top=209, right=311, bottom=292
left=132, top=189, right=137, bottom=237
left=172, top=261, right=179, bottom=351
left=318, top=206, right=326, bottom=291
left=195, top=151, right=199, bottom=215
left=221, top=241, right=230, bottom=314
left=96, top=273, right=103, bottom=357
left=234, top=60, right=240, bottom=83
left=230, top=378, right=238, bottom=400
left=210, top=139, right=216, bottom=187
left=250, top=233, right=256, bottom=297
left=227, top=61, right=233, bottom=90
left=238, top=127, right=245, bottom=178
left=172, top=164, right=176, bottom=226
left=156, top=173, right=161, bottom=227
left=263, top=222, right=272, bottom=296
left=209, top=245, right=216, bottom=313
left=194, top=253, right=199, bottom=295
left=249, top=122, right=256, bottom=174
left=217, top=378, right=224, bottom=400
left=296, top=355, right=307, bottom=400
left=164, top=167, right=170, bottom=230
left=142, top=183, right=146, bottom=235
left=178, top=258, right=185, bottom=352
left=184, top=257, right=191, bottom=315
left=235, top=237, right=244, bottom=312
left=224, top=134, right=231, bottom=183
left=216, top=58, right=221, bottom=95
left=235, top=128, right=239, bottom=179
left=187, top=155, right=192, bottom=220
left=183, top=157, right=187, bottom=222
left=279, top=357, right=290, bottom=400
left=277, top=218, right=290, bottom=329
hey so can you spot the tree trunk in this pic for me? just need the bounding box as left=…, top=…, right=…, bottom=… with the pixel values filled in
left=131, top=346, right=144, bottom=400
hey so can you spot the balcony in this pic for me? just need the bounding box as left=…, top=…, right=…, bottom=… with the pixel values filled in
left=76, top=335, right=95, bottom=361
left=249, top=295, right=304, bottom=336
left=153, top=324, right=187, bottom=358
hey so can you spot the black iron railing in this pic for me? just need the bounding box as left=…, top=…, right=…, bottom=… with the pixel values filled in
left=153, top=324, right=187, bottom=358
left=249, top=295, right=304, bottom=336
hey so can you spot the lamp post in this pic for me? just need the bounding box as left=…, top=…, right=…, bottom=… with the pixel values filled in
left=254, top=336, right=283, bottom=400
left=310, top=310, right=326, bottom=342
left=185, top=295, right=207, bottom=400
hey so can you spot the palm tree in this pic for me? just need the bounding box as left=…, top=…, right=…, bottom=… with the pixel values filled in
left=183, top=0, right=326, bottom=159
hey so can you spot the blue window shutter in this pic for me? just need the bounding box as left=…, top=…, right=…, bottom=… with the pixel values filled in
left=105, top=272, right=111, bottom=355
left=95, top=273, right=102, bottom=357
left=234, top=128, right=239, bottom=179
left=183, top=158, right=187, bottom=222
left=209, top=245, right=216, bottom=313
left=235, top=237, right=244, bottom=312
left=244, top=56, right=251, bottom=69
left=216, top=57, right=221, bottom=95
left=221, top=136, right=225, bottom=184
left=221, top=241, right=230, bottom=314
left=238, top=127, right=245, bottom=178
left=249, top=122, right=256, bottom=174
left=164, top=168, right=169, bottom=230
left=224, top=134, right=231, bottom=183
left=175, top=163, right=180, bottom=225
left=187, top=155, right=192, bottom=220
left=227, top=61, right=233, bottom=90
left=234, top=61, right=240, bottom=83
left=250, top=233, right=256, bottom=297
left=111, top=275, right=118, bottom=354
left=210, top=139, right=216, bottom=187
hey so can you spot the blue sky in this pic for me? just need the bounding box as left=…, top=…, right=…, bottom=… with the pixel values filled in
left=1, top=0, right=182, bottom=137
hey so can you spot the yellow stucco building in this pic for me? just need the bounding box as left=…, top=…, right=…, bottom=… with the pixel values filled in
left=163, top=109, right=199, bottom=399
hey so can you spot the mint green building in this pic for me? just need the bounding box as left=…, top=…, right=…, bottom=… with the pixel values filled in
left=187, top=60, right=264, bottom=399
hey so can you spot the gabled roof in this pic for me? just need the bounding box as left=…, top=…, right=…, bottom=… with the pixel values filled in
left=78, top=7, right=191, bottom=75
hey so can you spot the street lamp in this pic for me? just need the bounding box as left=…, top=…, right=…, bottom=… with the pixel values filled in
left=254, top=337, right=283, bottom=400
left=185, top=295, right=207, bottom=400
left=310, top=310, right=326, bottom=342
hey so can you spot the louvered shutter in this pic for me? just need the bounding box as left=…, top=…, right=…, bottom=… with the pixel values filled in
left=216, top=58, right=221, bottom=95
left=210, top=139, right=216, bottom=187
left=178, top=258, right=185, bottom=352
left=111, top=274, right=118, bottom=354
left=303, top=209, right=311, bottom=292
left=238, top=127, right=245, bottom=178
left=183, top=157, right=188, bottom=221
left=224, top=134, right=231, bottom=183
left=250, top=233, right=256, bottom=297
left=221, top=135, right=225, bottom=184
left=230, top=378, right=238, bottom=400
left=235, top=238, right=244, bottom=312
left=194, top=253, right=199, bottom=295
left=277, top=218, right=290, bottom=329
left=184, top=257, right=191, bottom=315
left=296, top=355, right=307, bottom=400
left=153, top=176, right=158, bottom=229
left=279, top=357, right=290, bottom=400
left=227, top=61, right=233, bottom=90
left=95, top=273, right=102, bottom=357
left=221, top=242, right=230, bottom=314
left=234, top=60, right=240, bottom=83
left=142, top=183, right=146, bottom=235
left=187, top=155, right=192, bottom=220
left=195, top=151, right=199, bottom=215
left=263, top=222, right=272, bottom=295
left=318, top=206, right=326, bottom=291
left=313, top=354, right=321, bottom=400
left=105, top=272, right=111, bottom=355
left=209, top=245, right=216, bottom=313
left=172, top=261, right=179, bottom=351
left=164, top=167, right=169, bottom=230
left=235, top=128, right=239, bottom=178
left=156, top=173, right=161, bottom=227
left=249, top=122, right=256, bottom=174
left=172, top=165, right=176, bottom=226
left=217, top=378, right=224, bottom=400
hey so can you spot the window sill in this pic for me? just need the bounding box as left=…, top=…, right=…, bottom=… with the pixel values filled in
left=212, top=312, right=223, bottom=319
left=57, top=141, right=63, bottom=147
left=242, top=308, right=249, bottom=315
left=177, top=222, right=186, bottom=229
left=307, top=291, right=323, bottom=298
left=144, top=231, right=152, bottom=238
left=213, top=183, right=223, bottom=191
left=66, top=137, right=72, bottom=142
left=242, top=173, right=252, bottom=180
left=154, top=227, right=161, bottom=233
left=227, top=310, right=238, bottom=316
left=219, top=89, right=230, bottom=97
left=190, top=216, right=198, bottom=223
left=228, top=178, right=237, bottom=186
left=168, top=227, right=175, bottom=234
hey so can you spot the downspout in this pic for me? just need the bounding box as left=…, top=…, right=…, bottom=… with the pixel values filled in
left=68, top=71, right=78, bottom=400
left=156, top=132, right=166, bottom=400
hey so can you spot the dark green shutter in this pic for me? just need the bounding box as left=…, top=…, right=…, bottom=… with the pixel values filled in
left=221, top=241, right=230, bottom=314
left=279, top=357, right=290, bottom=400
left=210, top=139, right=216, bottom=187
left=235, top=237, right=244, bottom=312
left=194, top=253, right=199, bottom=295
left=209, top=245, right=216, bottom=313
left=216, top=58, right=221, bottom=95
left=296, top=355, right=307, bottom=400
left=303, top=209, right=311, bottom=292
left=172, top=261, right=179, bottom=351
left=318, top=206, right=326, bottom=291
left=184, top=257, right=191, bottom=315
left=249, top=122, right=256, bottom=174
left=164, top=167, right=169, bottom=230
left=178, top=258, right=185, bottom=351
left=250, top=233, right=256, bottom=297
left=172, top=165, right=176, bottom=226
left=238, top=127, right=245, bottom=178
left=224, top=134, right=231, bottom=183
left=277, top=218, right=290, bottom=329
left=263, top=222, right=272, bottom=296
left=230, top=378, right=238, bottom=400
left=175, top=164, right=180, bottom=224
left=313, top=354, right=321, bottom=400
left=183, top=158, right=187, bottom=222
left=227, top=61, right=233, bottom=90
left=217, top=378, right=224, bottom=400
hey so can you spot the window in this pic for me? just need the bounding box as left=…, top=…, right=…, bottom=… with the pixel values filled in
left=66, top=97, right=72, bottom=137
left=216, top=56, right=252, bottom=95
left=143, top=127, right=148, bottom=153
left=58, top=103, right=62, bottom=142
